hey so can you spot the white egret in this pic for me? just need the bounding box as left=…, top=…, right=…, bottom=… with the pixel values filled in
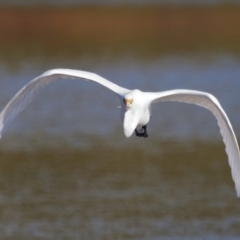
left=0, top=69, right=239, bottom=197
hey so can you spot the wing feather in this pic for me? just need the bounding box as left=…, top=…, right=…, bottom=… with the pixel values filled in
left=151, top=89, right=240, bottom=197
left=0, top=69, right=129, bottom=137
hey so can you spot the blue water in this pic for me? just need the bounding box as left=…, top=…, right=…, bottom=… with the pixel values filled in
left=1, top=54, right=240, bottom=149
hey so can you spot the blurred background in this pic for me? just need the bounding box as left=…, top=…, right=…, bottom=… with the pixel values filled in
left=0, top=1, right=240, bottom=239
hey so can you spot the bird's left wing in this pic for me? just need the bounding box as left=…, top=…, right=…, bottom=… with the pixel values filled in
left=0, top=69, right=130, bottom=137
left=149, top=89, right=240, bottom=197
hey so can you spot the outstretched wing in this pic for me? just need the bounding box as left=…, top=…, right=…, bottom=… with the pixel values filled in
left=0, top=69, right=130, bottom=137
left=150, top=89, right=240, bottom=197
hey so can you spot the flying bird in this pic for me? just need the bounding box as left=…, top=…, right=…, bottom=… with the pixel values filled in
left=0, top=69, right=240, bottom=197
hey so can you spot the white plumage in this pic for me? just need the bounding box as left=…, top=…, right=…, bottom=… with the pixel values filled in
left=0, top=69, right=239, bottom=197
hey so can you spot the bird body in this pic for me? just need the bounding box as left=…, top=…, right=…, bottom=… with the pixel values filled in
left=121, top=89, right=151, bottom=137
left=0, top=68, right=240, bottom=197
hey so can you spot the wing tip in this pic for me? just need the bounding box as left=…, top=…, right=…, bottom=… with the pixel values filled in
left=235, top=180, right=240, bottom=197
left=236, top=187, right=240, bottom=198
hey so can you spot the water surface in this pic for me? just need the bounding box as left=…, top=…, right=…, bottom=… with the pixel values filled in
left=0, top=7, right=240, bottom=239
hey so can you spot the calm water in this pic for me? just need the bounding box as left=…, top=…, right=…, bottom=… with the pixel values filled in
left=0, top=53, right=240, bottom=239
left=1, top=54, right=240, bottom=149
left=0, top=50, right=240, bottom=238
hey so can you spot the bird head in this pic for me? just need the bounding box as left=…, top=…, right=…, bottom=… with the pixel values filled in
left=123, top=97, right=134, bottom=109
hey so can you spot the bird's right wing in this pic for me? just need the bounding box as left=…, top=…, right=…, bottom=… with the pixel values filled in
left=149, top=89, right=240, bottom=197
left=0, top=69, right=130, bottom=137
